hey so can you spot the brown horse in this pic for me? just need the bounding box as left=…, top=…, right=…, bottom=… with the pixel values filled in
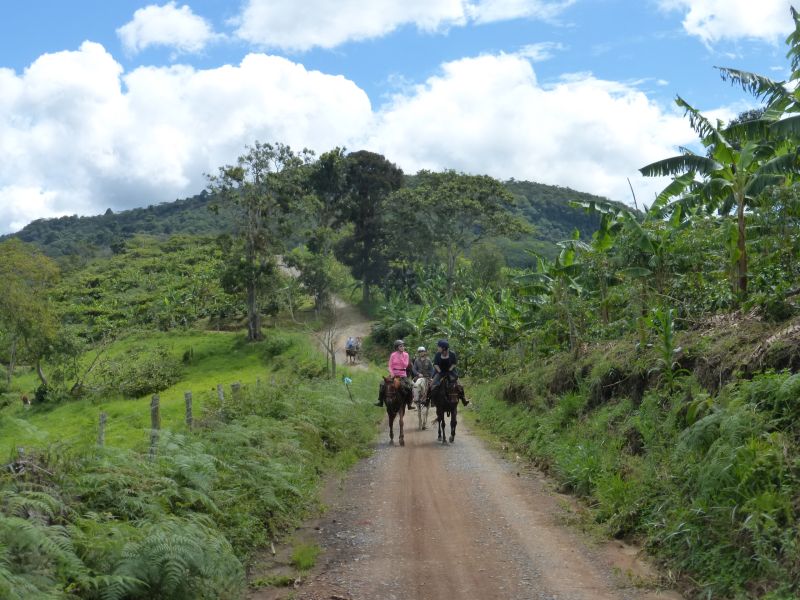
left=345, top=336, right=362, bottom=365
left=431, top=376, right=459, bottom=444
left=381, top=376, right=408, bottom=446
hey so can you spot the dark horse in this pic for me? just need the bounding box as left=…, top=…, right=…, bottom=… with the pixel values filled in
left=345, top=337, right=361, bottom=365
left=381, top=376, right=409, bottom=446
left=431, top=376, right=459, bottom=444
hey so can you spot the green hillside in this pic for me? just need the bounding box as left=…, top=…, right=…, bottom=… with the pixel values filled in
left=4, top=192, right=237, bottom=261
left=4, top=179, right=619, bottom=266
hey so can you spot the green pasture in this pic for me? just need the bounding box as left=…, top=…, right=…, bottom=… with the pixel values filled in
left=0, top=328, right=382, bottom=456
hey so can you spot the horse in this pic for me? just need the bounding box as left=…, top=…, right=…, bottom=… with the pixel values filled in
left=380, top=376, right=409, bottom=446
left=345, top=337, right=362, bottom=365
left=431, top=375, right=459, bottom=444
left=412, top=376, right=431, bottom=430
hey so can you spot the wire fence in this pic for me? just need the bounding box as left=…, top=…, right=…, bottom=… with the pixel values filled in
left=4, top=378, right=264, bottom=473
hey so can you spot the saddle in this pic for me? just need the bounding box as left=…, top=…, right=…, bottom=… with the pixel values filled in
left=383, top=376, right=411, bottom=404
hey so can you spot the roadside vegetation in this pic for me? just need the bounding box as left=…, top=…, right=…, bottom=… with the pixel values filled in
left=5, top=7, right=800, bottom=600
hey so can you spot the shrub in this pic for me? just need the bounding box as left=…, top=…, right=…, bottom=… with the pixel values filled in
left=92, top=345, right=183, bottom=398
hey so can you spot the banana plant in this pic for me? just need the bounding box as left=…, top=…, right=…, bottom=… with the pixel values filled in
left=640, top=96, right=797, bottom=300
left=515, top=244, right=585, bottom=355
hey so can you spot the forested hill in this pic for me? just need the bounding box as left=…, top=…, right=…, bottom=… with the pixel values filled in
left=501, top=180, right=631, bottom=265
left=4, top=179, right=622, bottom=264
left=4, top=191, right=236, bottom=259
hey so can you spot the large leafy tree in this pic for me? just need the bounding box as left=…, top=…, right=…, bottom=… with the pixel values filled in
left=285, top=148, right=349, bottom=313
left=334, top=150, right=404, bottom=304
left=0, top=239, right=60, bottom=386
left=640, top=97, right=795, bottom=298
left=393, top=170, right=530, bottom=298
left=207, top=142, right=312, bottom=340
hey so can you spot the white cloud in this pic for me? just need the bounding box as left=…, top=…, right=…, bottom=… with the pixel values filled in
left=368, top=53, right=697, bottom=210
left=1, top=44, right=724, bottom=234
left=658, top=0, right=794, bottom=44
left=468, top=0, right=575, bottom=24
left=117, top=2, right=218, bottom=55
left=0, top=42, right=372, bottom=233
left=233, top=0, right=574, bottom=51
left=518, top=41, right=566, bottom=62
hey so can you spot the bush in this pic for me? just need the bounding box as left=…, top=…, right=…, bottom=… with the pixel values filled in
left=261, top=332, right=294, bottom=359
left=92, top=345, right=183, bottom=398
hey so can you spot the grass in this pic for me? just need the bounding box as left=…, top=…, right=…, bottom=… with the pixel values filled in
left=0, top=319, right=387, bottom=598
left=290, top=543, right=321, bottom=572
left=466, top=362, right=800, bottom=599
left=0, top=327, right=382, bottom=457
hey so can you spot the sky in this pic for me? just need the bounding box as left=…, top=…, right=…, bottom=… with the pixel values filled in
left=0, top=0, right=797, bottom=234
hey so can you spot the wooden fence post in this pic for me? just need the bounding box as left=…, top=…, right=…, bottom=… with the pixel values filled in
left=97, top=412, right=107, bottom=447
left=217, top=383, right=224, bottom=404
left=149, top=394, right=160, bottom=459
left=184, top=391, right=193, bottom=430
left=231, top=381, right=241, bottom=397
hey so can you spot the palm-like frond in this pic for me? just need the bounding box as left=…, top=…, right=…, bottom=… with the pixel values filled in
left=675, top=97, right=734, bottom=163
left=770, top=114, right=800, bottom=139
left=745, top=173, right=788, bottom=198
left=716, top=67, right=792, bottom=107
left=649, top=171, right=699, bottom=213
left=787, top=6, right=800, bottom=76
left=724, top=119, right=772, bottom=144
left=640, top=154, right=721, bottom=178
left=757, top=150, right=799, bottom=176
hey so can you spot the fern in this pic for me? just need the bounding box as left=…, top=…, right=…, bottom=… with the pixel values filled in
left=111, top=515, right=243, bottom=600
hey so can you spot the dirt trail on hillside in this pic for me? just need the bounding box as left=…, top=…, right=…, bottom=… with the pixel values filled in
left=251, top=300, right=683, bottom=600
left=330, top=296, right=373, bottom=371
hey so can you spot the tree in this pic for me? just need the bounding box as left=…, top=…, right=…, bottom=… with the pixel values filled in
left=335, top=150, right=404, bottom=304
left=0, top=239, right=60, bottom=386
left=207, top=142, right=312, bottom=341
left=289, top=148, right=349, bottom=313
left=394, top=170, right=530, bottom=299
left=640, top=97, right=795, bottom=298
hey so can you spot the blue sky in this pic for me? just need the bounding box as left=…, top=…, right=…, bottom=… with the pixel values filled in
left=0, top=0, right=797, bottom=233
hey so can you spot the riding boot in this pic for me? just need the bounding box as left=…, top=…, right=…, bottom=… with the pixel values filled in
left=375, top=383, right=385, bottom=406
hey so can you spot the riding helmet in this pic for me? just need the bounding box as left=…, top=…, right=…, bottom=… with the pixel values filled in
left=394, top=339, right=405, bottom=349
left=437, top=339, right=449, bottom=350
left=417, top=346, right=426, bottom=352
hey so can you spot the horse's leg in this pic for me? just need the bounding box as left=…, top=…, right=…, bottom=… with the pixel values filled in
left=388, top=409, right=395, bottom=445
left=416, top=387, right=423, bottom=431
left=399, top=406, right=405, bottom=447
left=421, top=380, right=428, bottom=429
left=450, top=404, right=457, bottom=443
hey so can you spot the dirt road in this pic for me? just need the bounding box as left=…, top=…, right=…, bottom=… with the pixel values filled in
left=328, top=296, right=373, bottom=370
left=269, top=417, right=683, bottom=600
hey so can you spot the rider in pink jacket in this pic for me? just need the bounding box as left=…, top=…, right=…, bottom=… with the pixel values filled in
left=375, top=340, right=414, bottom=409
left=388, top=345, right=410, bottom=376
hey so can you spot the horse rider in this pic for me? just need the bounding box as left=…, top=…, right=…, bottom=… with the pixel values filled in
left=430, top=339, right=469, bottom=406
left=346, top=336, right=356, bottom=351
left=412, top=346, right=435, bottom=380
left=375, top=339, right=415, bottom=410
